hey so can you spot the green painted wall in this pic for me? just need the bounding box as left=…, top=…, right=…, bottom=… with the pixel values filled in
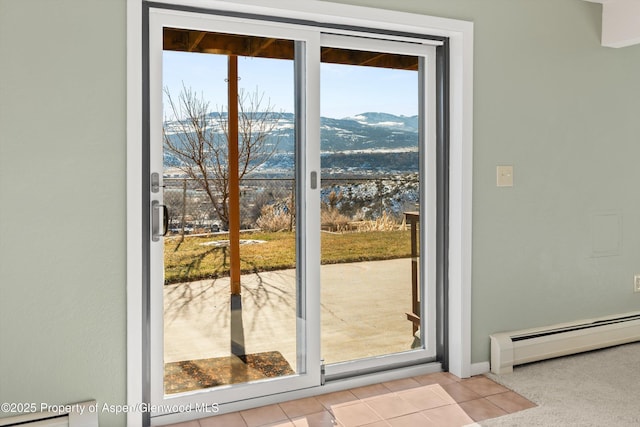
left=329, top=0, right=640, bottom=363
left=0, top=0, right=126, bottom=424
left=1, top=1, right=639, bottom=423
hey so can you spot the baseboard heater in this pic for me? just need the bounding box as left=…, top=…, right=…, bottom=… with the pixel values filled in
left=0, top=400, right=97, bottom=427
left=490, top=311, right=640, bottom=374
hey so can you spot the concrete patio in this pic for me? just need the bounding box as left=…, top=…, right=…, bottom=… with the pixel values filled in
left=164, top=258, right=417, bottom=374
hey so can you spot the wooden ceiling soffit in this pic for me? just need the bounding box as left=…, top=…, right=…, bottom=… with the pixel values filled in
left=321, top=47, right=418, bottom=70
left=164, top=28, right=294, bottom=59
left=164, top=28, right=419, bottom=70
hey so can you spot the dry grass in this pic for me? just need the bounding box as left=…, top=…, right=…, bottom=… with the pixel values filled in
left=353, top=212, right=407, bottom=232
left=320, top=209, right=351, bottom=232
left=164, top=229, right=412, bottom=284
left=255, top=204, right=294, bottom=232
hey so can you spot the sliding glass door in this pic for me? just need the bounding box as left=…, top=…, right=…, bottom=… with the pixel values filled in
left=147, top=5, right=439, bottom=420
left=318, top=35, right=438, bottom=377
left=148, top=9, right=321, bottom=413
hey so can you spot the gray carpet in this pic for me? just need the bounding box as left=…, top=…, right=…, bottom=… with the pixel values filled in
left=482, top=342, right=640, bottom=426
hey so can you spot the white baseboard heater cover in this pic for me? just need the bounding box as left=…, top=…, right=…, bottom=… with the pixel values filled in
left=0, top=400, right=97, bottom=427
left=490, top=312, right=640, bottom=374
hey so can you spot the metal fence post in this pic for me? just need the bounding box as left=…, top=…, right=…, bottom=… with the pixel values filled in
left=181, top=178, right=187, bottom=240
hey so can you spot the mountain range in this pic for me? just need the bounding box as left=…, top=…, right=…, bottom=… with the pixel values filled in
left=164, top=112, right=419, bottom=175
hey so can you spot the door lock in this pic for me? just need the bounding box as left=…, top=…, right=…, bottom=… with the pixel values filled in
left=151, top=172, right=165, bottom=193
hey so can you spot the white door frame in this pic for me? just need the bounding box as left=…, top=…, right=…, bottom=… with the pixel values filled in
left=127, top=1, right=473, bottom=426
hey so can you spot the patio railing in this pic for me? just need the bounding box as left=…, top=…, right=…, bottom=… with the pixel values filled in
left=162, top=175, right=419, bottom=237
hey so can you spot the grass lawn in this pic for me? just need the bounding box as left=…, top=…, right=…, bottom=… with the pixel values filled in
left=164, top=230, right=412, bottom=284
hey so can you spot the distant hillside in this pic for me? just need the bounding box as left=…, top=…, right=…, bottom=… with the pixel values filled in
left=320, top=113, right=418, bottom=151
left=164, top=111, right=419, bottom=174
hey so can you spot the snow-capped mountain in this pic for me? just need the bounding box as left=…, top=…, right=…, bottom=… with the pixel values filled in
left=164, top=112, right=419, bottom=176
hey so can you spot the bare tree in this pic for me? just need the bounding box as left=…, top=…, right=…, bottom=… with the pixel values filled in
left=163, top=83, right=283, bottom=229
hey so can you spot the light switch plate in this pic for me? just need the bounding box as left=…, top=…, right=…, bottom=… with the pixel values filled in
left=497, top=165, right=514, bottom=187
left=634, top=274, right=640, bottom=293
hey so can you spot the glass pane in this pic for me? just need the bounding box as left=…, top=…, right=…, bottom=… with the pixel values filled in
left=320, top=47, right=421, bottom=364
left=161, top=30, right=300, bottom=395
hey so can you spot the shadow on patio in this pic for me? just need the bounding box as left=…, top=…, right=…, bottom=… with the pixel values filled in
left=163, top=258, right=416, bottom=393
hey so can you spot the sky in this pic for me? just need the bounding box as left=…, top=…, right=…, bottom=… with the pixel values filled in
left=163, top=50, right=418, bottom=120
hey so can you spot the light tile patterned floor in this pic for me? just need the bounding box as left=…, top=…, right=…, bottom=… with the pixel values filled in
left=166, top=372, right=536, bottom=427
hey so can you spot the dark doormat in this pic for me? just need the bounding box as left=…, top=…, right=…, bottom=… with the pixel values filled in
left=164, top=351, right=295, bottom=394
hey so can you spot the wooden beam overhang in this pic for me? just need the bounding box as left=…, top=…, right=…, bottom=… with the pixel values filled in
left=164, top=28, right=295, bottom=59
left=164, top=28, right=419, bottom=70
left=321, top=46, right=418, bottom=70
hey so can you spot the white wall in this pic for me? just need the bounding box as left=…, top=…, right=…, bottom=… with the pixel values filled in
left=0, top=1, right=127, bottom=425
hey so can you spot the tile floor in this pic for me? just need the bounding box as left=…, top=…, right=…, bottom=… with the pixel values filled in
left=166, top=372, right=536, bottom=427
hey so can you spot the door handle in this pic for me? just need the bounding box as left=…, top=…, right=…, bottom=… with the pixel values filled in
left=152, top=200, right=169, bottom=242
